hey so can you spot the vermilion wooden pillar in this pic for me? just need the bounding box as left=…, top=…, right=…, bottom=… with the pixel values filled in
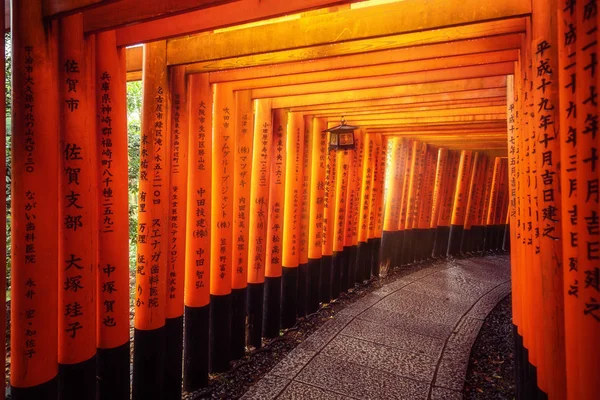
left=357, top=132, right=373, bottom=281
left=183, top=74, right=212, bottom=390
left=306, top=117, right=327, bottom=311
left=58, top=14, right=97, bottom=400
left=264, top=109, right=287, bottom=336
left=11, top=0, right=59, bottom=398
left=415, top=145, right=435, bottom=261
left=381, top=138, right=402, bottom=272
left=231, top=90, right=253, bottom=358
left=246, top=98, right=272, bottom=348
left=349, top=133, right=364, bottom=285
left=398, top=140, right=414, bottom=263
left=430, top=148, right=448, bottom=257
left=461, top=153, right=483, bottom=254
left=434, top=151, right=459, bottom=257
left=321, top=133, right=337, bottom=301
left=401, top=140, right=421, bottom=265
left=447, top=150, right=473, bottom=256
left=95, top=30, right=130, bottom=400
left=165, top=65, right=188, bottom=399
left=484, top=157, right=502, bottom=252
left=372, top=134, right=386, bottom=275
left=281, top=112, right=304, bottom=327
left=209, top=84, right=234, bottom=371
left=576, top=1, right=599, bottom=398
left=332, top=149, right=351, bottom=298
left=558, top=2, right=580, bottom=398
left=298, top=115, right=312, bottom=315
left=132, top=41, right=169, bottom=400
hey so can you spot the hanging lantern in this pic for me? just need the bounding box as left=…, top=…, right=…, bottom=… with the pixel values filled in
left=325, top=117, right=358, bottom=150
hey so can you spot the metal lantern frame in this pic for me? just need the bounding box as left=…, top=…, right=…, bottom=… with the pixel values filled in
left=324, top=117, right=358, bottom=150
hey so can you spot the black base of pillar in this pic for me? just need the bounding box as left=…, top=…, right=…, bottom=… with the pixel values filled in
left=183, top=304, right=209, bottom=392
left=97, top=341, right=130, bottom=400
left=230, top=287, right=247, bottom=360
left=341, top=247, right=351, bottom=294
left=484, top=225, right=499, bottom=252
left=433, top=226, right=450, bottom=258
left=513, top=327, right=524, bottom=400
left=307, top=258, right=321, bottom=313
left=246, top=283, right=264, bottom=349
left=380, top=231, right=395, bottom=272
left=401, top=230, right=414, bottom=265
left=133, top=326, right=166, bottom=400
left=12, top=375, right=58, bottom=400
left=469, top=225, right=483, bottom=252
left=165, top=316, right=184, bottom=400
left=447, top=224, right=464, bottom=256
left=503, top=224, right=510, bottom=252
left=394, top=230, right=405, bottom=268
left=281, top=267, right=298, bottom=329
left=59, top=355, right=97, bottom=400
left=209, top=293, right=232, bottom=373
left=356, top=242, right=369, bottom=283
left=263, top=276, right=281, bottom=338
left=427, top=228, right=436, bottom=259
left=331, top=251, right=342, bottom=300
left=370, top=237, right=381, bottom=277
left=460, top=228, right=472, bottom=254
left=297, top=263, right=308, bottom=317
left=347, top=245, right=358, bottom=290
left=320, top=255, right=333, bottom=303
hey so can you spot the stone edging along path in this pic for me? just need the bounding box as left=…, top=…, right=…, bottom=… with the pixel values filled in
left=242, top=255, right=511, bottom=400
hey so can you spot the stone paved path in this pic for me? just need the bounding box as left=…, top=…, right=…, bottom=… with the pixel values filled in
left=241, top=255, right=511, bottom=400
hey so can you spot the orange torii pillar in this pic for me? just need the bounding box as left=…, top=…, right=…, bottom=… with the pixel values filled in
left=430, top=148, right=448, bottom=258
left=342, top=135, right=360, bottom=292
left=484, top=157, right=502, bottom=252
left=165, top=66, right=188, bottom=398
left=415, top=145, right=436, bottom=261
left=231, top=90, right=253, bottom=358
left=381, top=138, right=402, bottom=273
left=183, top=74, right=212, bottom=390
left=478, top=155, right=495, bottom=252
left=372, top=135, right=386, bottom=275
left=10, top=1, right=59, bottom=398
left=357, top=132, right=374, bottom=281
left=321, top=133, right=337, bottom=301
left=447, top=150, right=474, bottom=256
left=332, top=148, right=352, bottom=299
left=558, top=3, right=580, bottom=399
left=306, top=117, right=327, bottom=312
left=263, top=109, right=287, bottom=337
left=397, top=140, right=414, bottom=263
left=58, top=15, right=97, bottom=400
left=433, top=150, right=459, bottom=257
left=132, top=41, right=169, bottom=400
left=576, top=2, right=599, bottom=399
left=209, top=84, right=235, bottom=372
left=495, top=159, right=510, bottom=250
left=401, top=140, right=421, bottom=265
left=349, top=133, right=364, bottom=286
left=246, top=98, right=273, bottom=348
left=95, top=30, right=130, bottom=400
left=461, top=153, right=486, bottom=254
left=297, top=115, right=312, bottom=316
left=281, top=112, right=304, bottom=327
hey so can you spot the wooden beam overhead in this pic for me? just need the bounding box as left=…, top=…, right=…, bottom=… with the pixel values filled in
left=317, top=105, right=507, bottom=120
left=366, top=122, right=507, bottom=132
left=289, top=90, right=507, bottom=112
left=115, top=0, right=359, bottom=46
left=250, top=62, right=513, bottom=98
left=343, top=114, right=506, bottom=126
left=167, top=0, right=530, bottom=66
left=270, top=76, right=507, bottom=108
left=204, top=34, right=522, bottom=82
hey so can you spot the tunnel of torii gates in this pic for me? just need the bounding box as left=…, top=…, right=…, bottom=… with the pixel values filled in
left=2, top=0, right=600, bottom=399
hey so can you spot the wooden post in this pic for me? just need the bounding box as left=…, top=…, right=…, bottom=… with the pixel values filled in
left=58, top=14, right=97, bottom=400
left=263, top=109, right=287, bottom=336
left=321, top=133, right=337, bottom=301
left=349, top=133, right=364, bottom=286
left=297, top=115, right=312, bottom=316
left=484, top=157, right=502, bottom=251
left=416, top=145, right=436, bottom=261
left=132, top=40, right=169, bottom=400
left=381, top=138, right=402, bottom=272
left=357, top=131, right=373, bottom=281
left=246, top=98, right=272, bottom=348
left=307, top=117, right=327, bottom=311
left=95, top=30, right=130, bottom=400
left=430, top=148, right=448, bottom=257
left=332, top=148, right=351, bottom=298
left=462, top=153, right=484, bottom=253
left=10, top=0, right=59, bottom=397
left=398, top=139, right=414, bottom=263
left=281, top=112, right=304, bottom=327
left=165, top=65, right=188, bottom=398
left=372, top=134, right=386, bottom=275
left=434, top=150, right=459, bottom=257
left=401, top=140, right=420, bottom=265
left=576, top=2, right=599, bottom=399
left=447, top=150, right=473, bottom=255
left=231, top=90, right=253, bottom=358
left=558, top=2, right=580, bottom=398
left=209, top=84, right=234, bottom=372
left=183, top=74, right=212, bottom=390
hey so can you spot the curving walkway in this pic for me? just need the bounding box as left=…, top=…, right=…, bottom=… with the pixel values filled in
left=242, top=255, right=511, bottom=400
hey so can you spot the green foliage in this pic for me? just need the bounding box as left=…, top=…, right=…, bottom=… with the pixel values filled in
left=127, top=81, right=142, bottom=274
